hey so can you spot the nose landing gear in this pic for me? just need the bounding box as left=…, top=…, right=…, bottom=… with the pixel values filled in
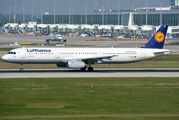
left=80, top=67, right=86, bottom=71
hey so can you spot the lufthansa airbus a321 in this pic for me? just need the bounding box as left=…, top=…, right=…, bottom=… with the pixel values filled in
left=2, top=25, right=171, bottom=72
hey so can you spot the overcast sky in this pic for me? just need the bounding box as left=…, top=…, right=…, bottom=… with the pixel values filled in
left=0, top=0, right=171, bottom=15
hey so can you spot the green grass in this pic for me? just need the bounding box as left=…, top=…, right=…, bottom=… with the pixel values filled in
left=2, top=117, right=179, bottom=120
left=0, top=48, right=16, bottom=51
left=0, top=77, right=179, bottom=119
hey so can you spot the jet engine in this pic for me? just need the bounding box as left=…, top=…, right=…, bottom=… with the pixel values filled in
left=67, top=61, right=86, bottom=69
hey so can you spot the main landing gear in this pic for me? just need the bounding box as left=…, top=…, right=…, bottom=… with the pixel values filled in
left=80, top=67, right=86, bottom=71
left=20, top=64, right=24, bottom=72
left=88, top=67, right=93, bottom=72
left=80, top=66, right=94, bottom=72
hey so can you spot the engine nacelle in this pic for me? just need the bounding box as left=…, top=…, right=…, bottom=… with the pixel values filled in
left=63, top=39, right=67, bottom=42
left=46, top=39, right=50, bottom=42
left=56, top=62, right=67, bottom=67
left=67, top=61, right=85, bottom=69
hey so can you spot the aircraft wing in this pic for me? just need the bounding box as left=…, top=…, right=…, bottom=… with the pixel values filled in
left=62, top=55, right=117, bottom=63
left=70, top=55, right=118, bottom=64
left=81, top=55, right=117, bottom=61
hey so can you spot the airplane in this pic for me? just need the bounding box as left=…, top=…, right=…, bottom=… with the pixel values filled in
left=18, top=29, right=33, bottom=36
left=1, top=28, right=6, bottom=34
left=2, top=25, right=171, bottom=72
left=46, top=34, right=67, bottom=44
left=18, top=29, right=24, bottom=35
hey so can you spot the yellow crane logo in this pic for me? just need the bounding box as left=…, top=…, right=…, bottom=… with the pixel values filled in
left=155, top=32, right=165, bottom=42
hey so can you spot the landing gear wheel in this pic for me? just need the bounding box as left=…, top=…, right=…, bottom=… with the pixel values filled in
left=88, top=67, right=94, bottom=72
left=20, top=64, right=24, bottom=72
left=80, top=67, right=86, bottom=71
left=46, top=40, right=50, bottom=45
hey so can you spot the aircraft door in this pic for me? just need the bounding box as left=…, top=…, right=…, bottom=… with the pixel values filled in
left=141, top=50, right=145, bottom=58
left=97, top=51, right=102, bottom=57
left=55, top=49, right=60, bottom=58
left=21, top=49, right=26, bottom=58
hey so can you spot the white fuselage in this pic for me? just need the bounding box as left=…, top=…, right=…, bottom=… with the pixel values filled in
left=47, top=34, right=63, bottom=41
left=2, top=47, right=170, bottom=64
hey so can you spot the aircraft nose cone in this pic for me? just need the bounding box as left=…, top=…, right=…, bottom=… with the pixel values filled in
left=2, top=55, right=8, bottom=61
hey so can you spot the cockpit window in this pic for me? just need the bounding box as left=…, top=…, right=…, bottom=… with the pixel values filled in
left=8, top=52, right=16, bottom=54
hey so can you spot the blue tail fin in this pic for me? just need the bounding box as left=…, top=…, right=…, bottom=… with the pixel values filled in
left=47, top=26, right=50, bottom=35
left=141, top=25, right=168, bottom=49
left=18, top=29, right=23, bottom=34
left=1, top=29, right=5, bottom=33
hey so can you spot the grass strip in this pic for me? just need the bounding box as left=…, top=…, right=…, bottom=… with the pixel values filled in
left=0, top=48, right=16, bottom=51
left=0, top=77, right=179, bottom=119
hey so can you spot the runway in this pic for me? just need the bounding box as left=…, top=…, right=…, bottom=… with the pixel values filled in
left=1, top=68, right=179, bottom=78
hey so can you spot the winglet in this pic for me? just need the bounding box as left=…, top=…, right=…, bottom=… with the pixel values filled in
left=141, top=25, right=168, bottom=49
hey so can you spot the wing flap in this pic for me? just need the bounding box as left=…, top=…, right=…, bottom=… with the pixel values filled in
left=81, top=55, right=117, bottom=61
left=80, top=55, right=117, bottom=64
left=62, top=55, right=117, bottom=63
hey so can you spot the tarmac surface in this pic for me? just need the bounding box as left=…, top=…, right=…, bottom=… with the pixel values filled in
left=0, top=34, right=179, bottom=57
left=0, top=34, right=148, bottom=47
left=0, top=33, right=178, bottom=47
left=0, top=68, right=179, bottom=78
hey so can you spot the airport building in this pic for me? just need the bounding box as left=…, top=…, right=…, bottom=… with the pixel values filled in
left=2, top=0, right=179, bottom=38
left=37, top=0, right=179, bottom=28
